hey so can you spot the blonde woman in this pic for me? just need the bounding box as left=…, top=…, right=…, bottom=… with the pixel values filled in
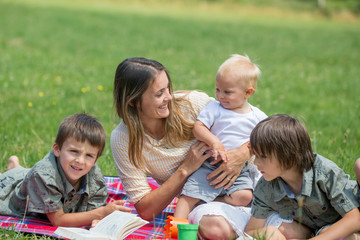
left=111, top=57, right=251, bottom=239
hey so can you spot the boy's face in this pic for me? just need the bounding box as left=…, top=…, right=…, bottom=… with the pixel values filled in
left=215, top=73, right=252, bottom=111
left=53, top=136, right=99, bottom=187
left=254, top=154, right=282, bottom=181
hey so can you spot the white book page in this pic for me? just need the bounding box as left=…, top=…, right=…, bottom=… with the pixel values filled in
left=90, top=211, right=137, bottom=239
left=116, top=218, right=148, bottom=239
left=55, top=227, right=111, bottom=240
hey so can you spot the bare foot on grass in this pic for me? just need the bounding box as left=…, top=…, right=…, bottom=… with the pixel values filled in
left=7, top=155, right=21, bottom=171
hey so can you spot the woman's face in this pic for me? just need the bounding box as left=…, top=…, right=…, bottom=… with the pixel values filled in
left=138, top=70, right=172, bottom=122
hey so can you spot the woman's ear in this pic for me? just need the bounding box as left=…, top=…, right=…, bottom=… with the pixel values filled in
left=126, top=96, right=134, bottom=107
left=52, top=143, right=60, bottom=157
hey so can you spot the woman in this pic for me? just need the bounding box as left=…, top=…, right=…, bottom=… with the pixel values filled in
left=110, top=57, right=255, bottom=239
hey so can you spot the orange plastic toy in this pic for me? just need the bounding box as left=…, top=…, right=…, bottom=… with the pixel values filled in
left=163, top=216, right=189, bottom=239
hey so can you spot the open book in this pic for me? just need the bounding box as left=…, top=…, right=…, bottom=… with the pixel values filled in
left=54, top=211, right=148, bottom=240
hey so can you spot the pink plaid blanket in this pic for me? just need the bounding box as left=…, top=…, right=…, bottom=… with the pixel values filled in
left=0, top=176, right=178, bottom=239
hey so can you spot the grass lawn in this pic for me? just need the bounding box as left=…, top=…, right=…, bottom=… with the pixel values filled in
left=0, top=0, right=359, bottom=238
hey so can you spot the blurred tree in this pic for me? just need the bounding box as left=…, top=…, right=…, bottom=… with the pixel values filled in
left=318, top=0, right=326, bottom=10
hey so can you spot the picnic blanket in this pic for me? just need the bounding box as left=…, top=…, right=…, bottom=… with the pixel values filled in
left=0, top=176, right=178, bottom=239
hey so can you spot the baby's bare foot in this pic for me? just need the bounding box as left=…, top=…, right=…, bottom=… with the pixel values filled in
left=7, top=156, right=21, bottom=171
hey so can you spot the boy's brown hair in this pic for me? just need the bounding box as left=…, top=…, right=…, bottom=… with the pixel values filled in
left=55, top=113, right=106, bottom=158
left=250, top=114, right=315, bottom=172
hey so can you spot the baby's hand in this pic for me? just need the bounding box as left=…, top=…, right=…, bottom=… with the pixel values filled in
left=211, top=141, right=228, bottom=163
left=103, top=200, right=131, bottom=216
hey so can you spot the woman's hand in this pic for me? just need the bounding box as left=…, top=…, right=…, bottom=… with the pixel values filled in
left=180, top=141, right=212, bottom=177
left=135, top=141, right=212, bottom=220
left=207, top=142, right=250, bottom=189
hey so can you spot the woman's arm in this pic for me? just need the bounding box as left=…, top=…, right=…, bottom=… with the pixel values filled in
left=310, top=208, right=360, bottom=240
left=46, top=200, right=131, bottom=227
left=134, top=141, right=212, bottom=221
left=206, top=141, right=250, bottom=189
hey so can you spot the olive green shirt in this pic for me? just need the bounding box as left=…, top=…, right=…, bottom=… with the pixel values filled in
left=0, top=151, right=108, bottom=219
left=251, top=154, right=359, bottom=230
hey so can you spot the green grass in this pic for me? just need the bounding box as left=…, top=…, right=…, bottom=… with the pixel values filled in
left=0, top=228, right=54, bottom=239
left=0, top=0, right=359, bottom=238
left=1, top=0, right=359, bottom=176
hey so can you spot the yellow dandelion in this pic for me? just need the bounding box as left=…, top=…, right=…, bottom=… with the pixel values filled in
left=97, top=85, right=103, bottom=91
left=81, top=88, right=87, bottom=93
left=28, top=102, right=33, bottom=107
left=38, top=92, right=44, bottom=97
left=55, top=76, right=62, bottom=83
left=52, top=100, right=57, bottom=105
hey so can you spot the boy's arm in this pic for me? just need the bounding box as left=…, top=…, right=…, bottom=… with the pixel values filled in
left=193, top=120, right=228, bottom=162
left=46, top=200, right=131, bottom=227
left=245, top=216, right=286, bottom=240
left=309, top=208, right=360, bottom=240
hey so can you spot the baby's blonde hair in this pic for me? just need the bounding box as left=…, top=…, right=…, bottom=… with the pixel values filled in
left=217, top=54, right=261, bottom=89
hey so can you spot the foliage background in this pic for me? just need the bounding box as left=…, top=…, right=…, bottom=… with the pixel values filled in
left=0, top=0, right=359, bottom=178
left=0, top=0, right=359, bottom=238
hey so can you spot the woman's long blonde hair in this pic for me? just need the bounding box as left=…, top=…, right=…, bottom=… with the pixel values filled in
left=114, top=57, right=195, bottom=169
